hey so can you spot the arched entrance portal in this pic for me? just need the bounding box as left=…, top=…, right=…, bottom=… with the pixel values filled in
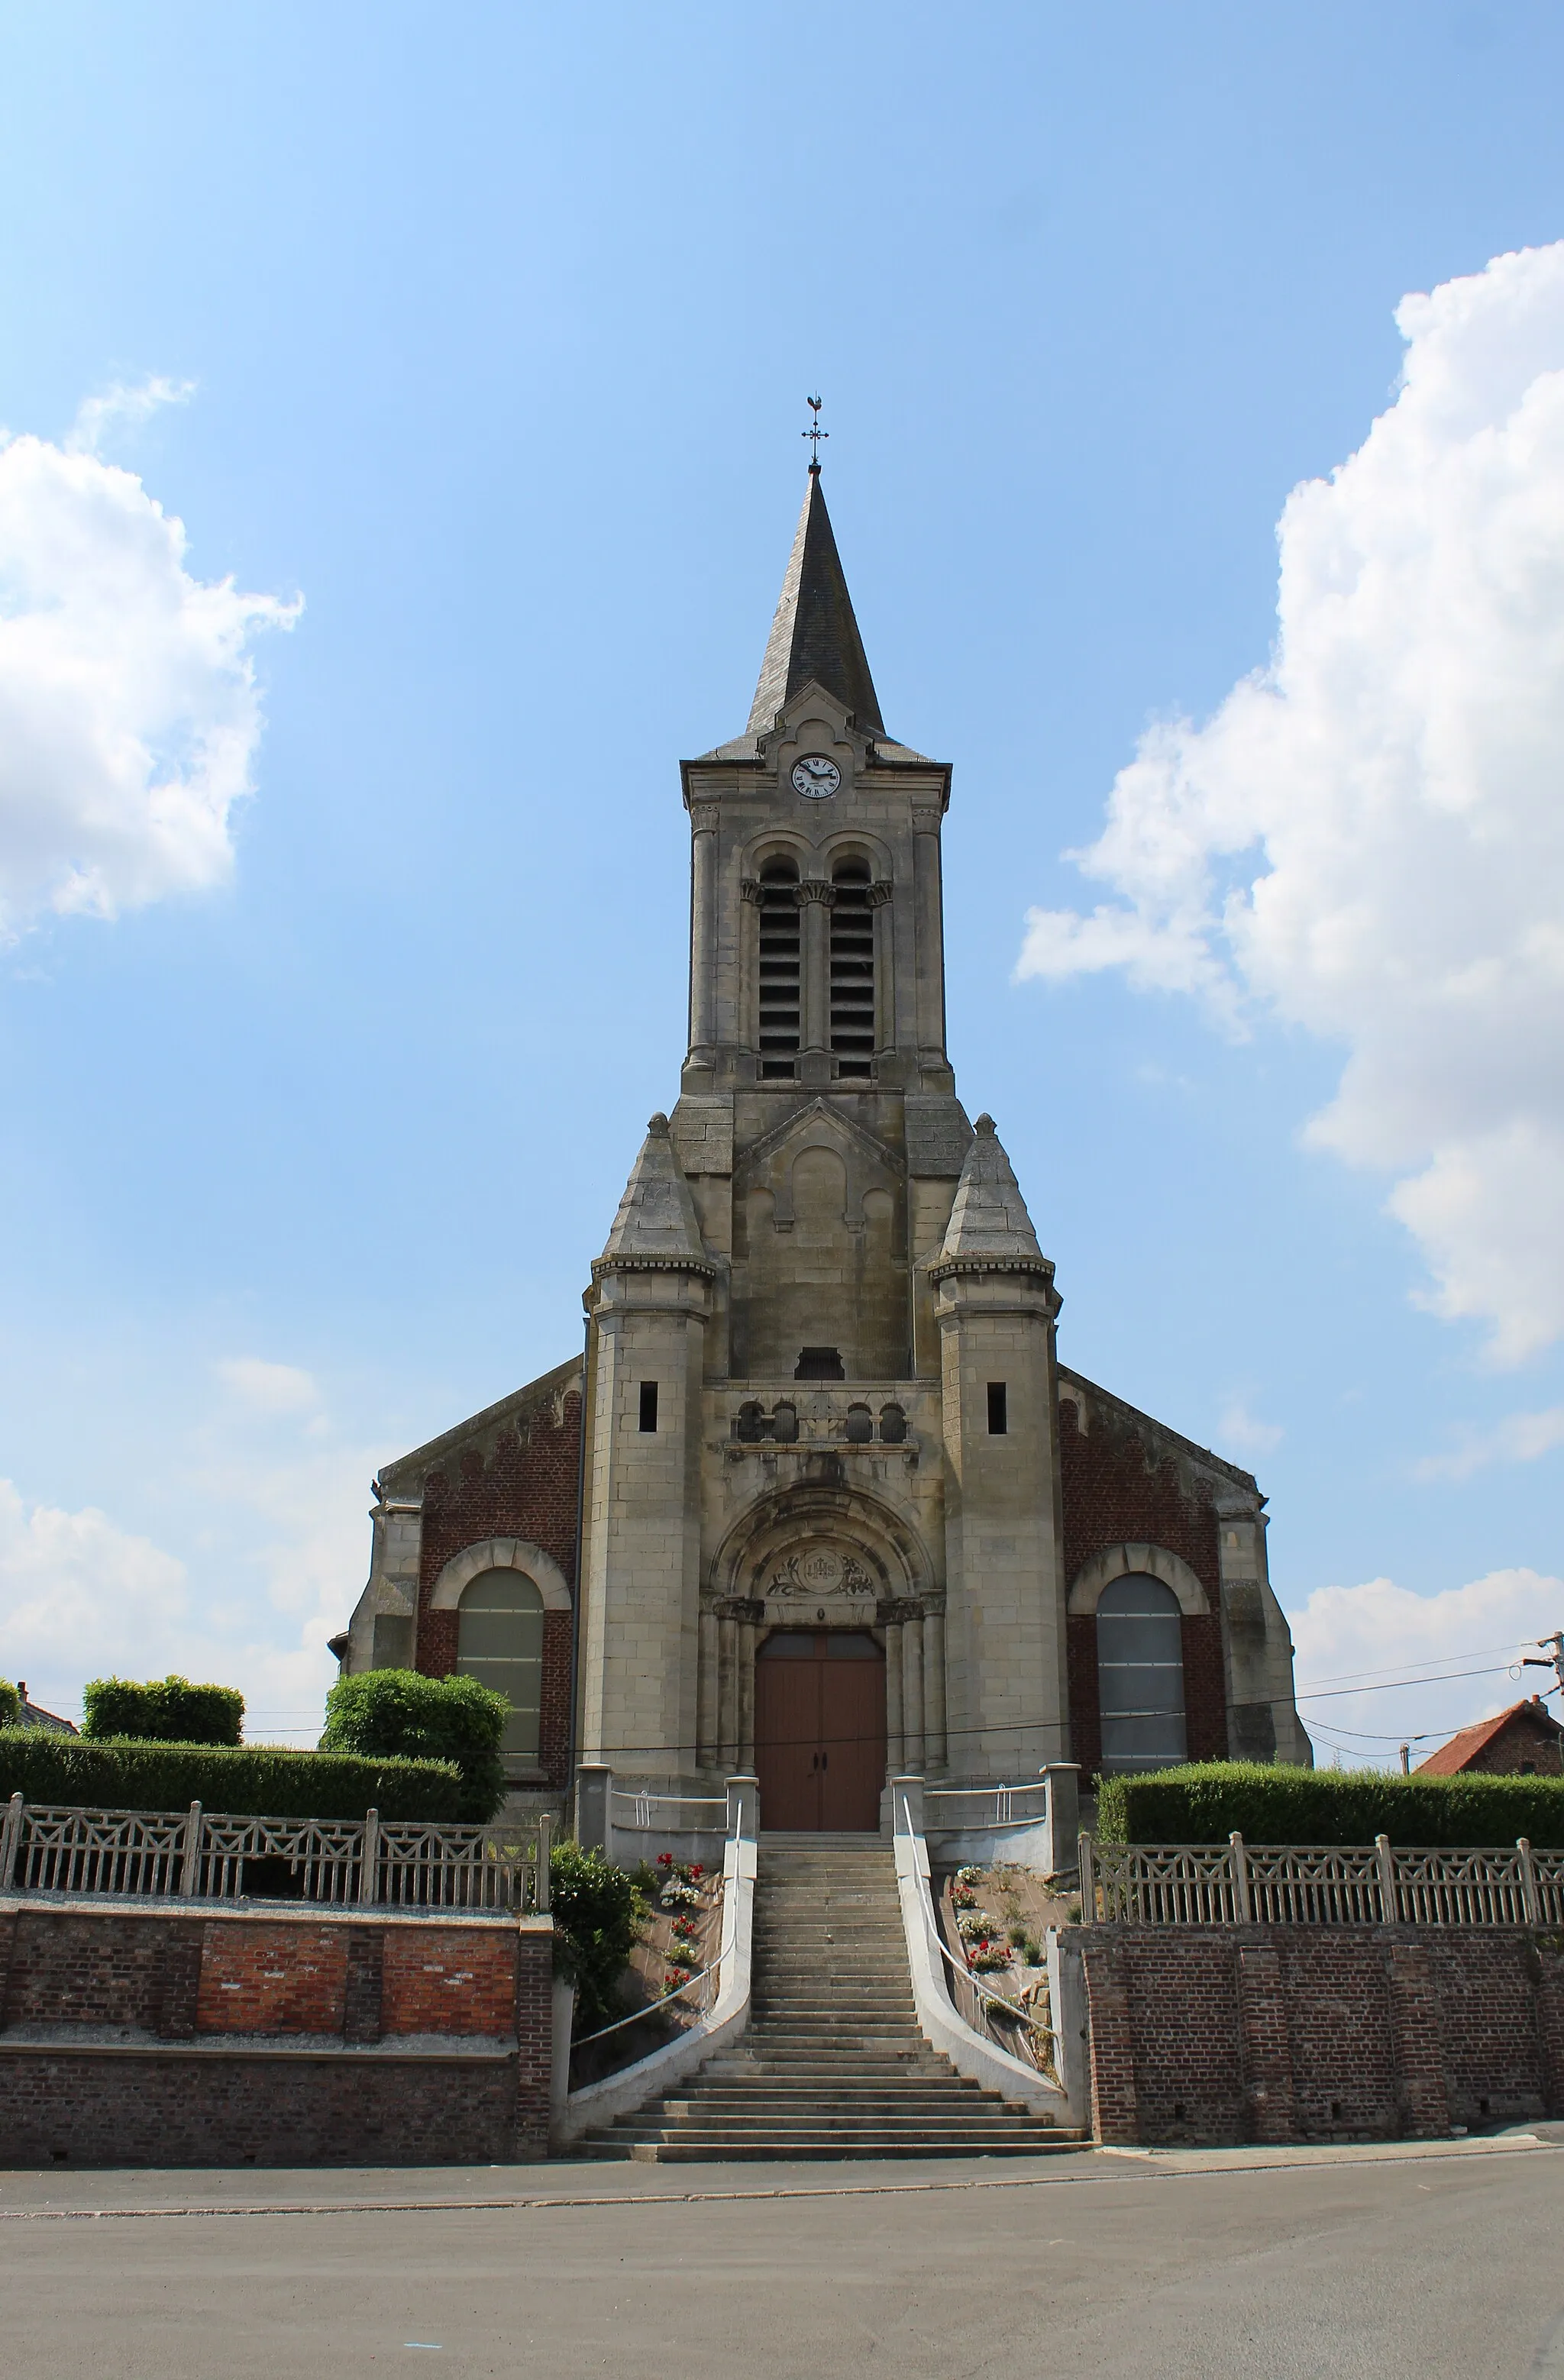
left=755, top=1629, right=887, bottom=1831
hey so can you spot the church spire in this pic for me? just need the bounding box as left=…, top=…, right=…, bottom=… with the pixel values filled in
left=746, top=467, right=886, bottom=739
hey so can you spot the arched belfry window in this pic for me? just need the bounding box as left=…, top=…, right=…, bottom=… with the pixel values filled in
left=457, top=1569, right=544, bottom=1759
left=757, top=857, right=801, bottom=1073
left=830, top=857, right=875, bottom=1074
left=1095, top=1574, right=1187, bottom=1772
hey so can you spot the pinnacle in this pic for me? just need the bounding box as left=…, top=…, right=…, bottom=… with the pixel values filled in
left=931, top=1112, right=1049, bottom=1276
left=594, top=1113, right=713, bottom=1275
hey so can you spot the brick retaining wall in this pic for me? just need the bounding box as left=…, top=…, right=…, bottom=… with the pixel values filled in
left=0, top=1898, right=553, bottom=2168
left=1076, top=1923, right=1564, bottom=2146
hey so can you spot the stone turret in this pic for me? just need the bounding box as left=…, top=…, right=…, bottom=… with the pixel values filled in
left=929, top=1115, right=1068, bottom=1784
left=578, top=1118, right=715, bottom=1781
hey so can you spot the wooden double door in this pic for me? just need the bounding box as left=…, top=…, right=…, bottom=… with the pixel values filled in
left=754, top=1630, right=887, bottom=1832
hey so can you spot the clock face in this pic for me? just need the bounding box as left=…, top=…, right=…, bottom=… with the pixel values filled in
left=791, top=754, right=842, bottom=799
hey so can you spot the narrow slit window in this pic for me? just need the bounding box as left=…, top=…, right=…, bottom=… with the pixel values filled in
left=757, top=857, right=801, bottom=1056
left=987, top=1381, right=1008, bottom=1435
left=829, top=857, right=876, bottom=1059
left=638, top=1381, right=659, bottom=1432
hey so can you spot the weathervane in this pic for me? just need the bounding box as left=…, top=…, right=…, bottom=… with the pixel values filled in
left=803, top=393, right=828, bottom=466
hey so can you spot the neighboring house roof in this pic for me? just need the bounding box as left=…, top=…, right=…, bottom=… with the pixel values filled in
left=1416, top=1697, right=1562, bottom=1776
left=12, top=1681, right=79, bottom=1735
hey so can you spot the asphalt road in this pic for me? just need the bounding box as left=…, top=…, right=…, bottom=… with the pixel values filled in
left=3, top=2139, right=1563, bottom=2378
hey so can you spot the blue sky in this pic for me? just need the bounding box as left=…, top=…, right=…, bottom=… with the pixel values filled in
left=2, top=2, right=1563, bottom=1760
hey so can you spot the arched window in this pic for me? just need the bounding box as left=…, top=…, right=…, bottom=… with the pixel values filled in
left=457, top=1569, right=545, bottom=1759
left=758, top=857, right=801, bottom=1074
left=1095, top=1574, right=1187, bottom=1772
left=830, top=856, right=875, bottom=1076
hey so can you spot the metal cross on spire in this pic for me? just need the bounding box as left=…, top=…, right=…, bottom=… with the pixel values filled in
left=803, top=393, right=828, bottom=467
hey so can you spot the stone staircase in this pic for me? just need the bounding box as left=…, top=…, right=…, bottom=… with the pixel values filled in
left=577, top=1833, right=1087, bottom=2162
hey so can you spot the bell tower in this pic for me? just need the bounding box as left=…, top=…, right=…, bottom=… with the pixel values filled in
left=670, top=462, right=977, bottom=1384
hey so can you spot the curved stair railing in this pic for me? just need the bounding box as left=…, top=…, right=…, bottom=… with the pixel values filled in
left=891, top=1779, right=1079, bottom=2125
left=551, top=1778, right=757, bottom=2150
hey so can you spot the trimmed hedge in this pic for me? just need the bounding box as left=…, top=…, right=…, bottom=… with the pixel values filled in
left=83, top=1675, right=244, bottom=1745
left=1095, top=1762, right=1564, bottom=1849
left=548, top=1842, right=642, bottom=2034
left=321, top=1670, right=509, bottom=1823
left=0, top=1729, right=465, bottom=1822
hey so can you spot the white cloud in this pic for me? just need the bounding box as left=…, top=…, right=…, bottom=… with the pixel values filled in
left=1414, top=1404, right=1564, bottom=1482
left=0, top=382, right=299, bottom=938
left=1019, top=242, right=1564, bottom=1364
left=1217, top=1396, right=1284, bottom=1458
left=216, top=1356, right=321, bottom=1416
left=0, top=1354, right=376, bottom=1742
left=0, top=1480, right=189, bottom=1719
left=1286, top=1567, right=1563, bottom=1766
left=65, top=376, right=195, bottom=458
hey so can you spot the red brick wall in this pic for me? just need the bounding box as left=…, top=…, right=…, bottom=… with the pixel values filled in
left=416, top=1387, right=582, bottom=1788
left=196, top=1923, right=347, bottom=2034
left=381, top=1925, right=517, bottom=2036
left=1078, top=1923, right=1564, bottom=2146
left=0, top=1904, right=555, bottom=2166
left=1059, top=1394, right=1228, bottom=1775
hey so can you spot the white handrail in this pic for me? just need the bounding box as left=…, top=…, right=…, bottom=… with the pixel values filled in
left=568, top=1804, right=749, bottom=2049
left=894, top=1790, right=1052, bottom=2050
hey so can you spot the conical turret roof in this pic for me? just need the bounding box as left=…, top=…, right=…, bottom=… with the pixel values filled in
left=746, top=467, right=885, bottom=738
left=929, top=1115, right=1052, bottom=1280
left=593, top=1113, right=714, bottom=1277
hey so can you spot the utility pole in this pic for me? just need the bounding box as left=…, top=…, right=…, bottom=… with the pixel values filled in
left=1522, top=1631, right=1564, bottom=1697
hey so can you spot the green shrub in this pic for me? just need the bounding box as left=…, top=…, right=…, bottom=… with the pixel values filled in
left=1094, top=1761, right=1564, bottom=1849
left=0, top=1729, right=464, bottom=1821
left=82, top=1674, right=244, bottom=1745
left=548, top=1842, right=642, bottom=2034
left=320, top=1669, right=508, bottom=1822
left=0, top=1681, right=18, bottom=1729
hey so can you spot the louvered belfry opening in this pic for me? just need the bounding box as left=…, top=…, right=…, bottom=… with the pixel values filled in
left=758, top=857, right=801, bottom=1074
left=830, top=857, right=875, bottom=1071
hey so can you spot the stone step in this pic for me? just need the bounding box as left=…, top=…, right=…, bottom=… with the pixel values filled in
left=581, top=2135, right=1085, bottom=2163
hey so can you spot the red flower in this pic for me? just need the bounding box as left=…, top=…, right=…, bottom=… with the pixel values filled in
left=657, top=1852, right=673, bottom=1868
left=689, top=1864, right=703, bottom=1878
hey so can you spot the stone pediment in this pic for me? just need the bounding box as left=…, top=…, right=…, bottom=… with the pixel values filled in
left=735, top=1096, right=904, bottom=1189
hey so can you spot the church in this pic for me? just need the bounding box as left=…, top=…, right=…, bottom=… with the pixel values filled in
left=338, top=460, right=1310, bottom=1826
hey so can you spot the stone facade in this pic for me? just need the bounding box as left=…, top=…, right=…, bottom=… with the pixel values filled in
left=341, top=463, right=1309, bottom=1816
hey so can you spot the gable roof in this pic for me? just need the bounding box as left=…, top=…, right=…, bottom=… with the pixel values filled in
left=1415, top=1697, right=1563, bottom=1775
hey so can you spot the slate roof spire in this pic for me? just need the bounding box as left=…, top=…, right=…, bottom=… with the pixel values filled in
left=593, top=1113, right=715, bottom=1277
left=928, top=1114, right=1053, bottom=1282
left=746, top=466, right=886, bottom=739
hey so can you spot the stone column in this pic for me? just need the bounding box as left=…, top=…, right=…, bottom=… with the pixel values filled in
left=923, top=1605, right=948, bottom=1771
left=799, top=879, right=835, bottom=1055
left=884, top=1617, right=905, bottom=1772
left=718, top=1612, right=739, bottom=1771
left=739, top=877, right=762, bottom=1053
left=688, top=803, right=719, bottom=1057
left=868, top=879, right=893, bottom=1049
left=910, top=809, right=945, bottom=1060
left=902, top=1612, right=925, bottom=1774
left=696, top=1607, right=719, bottom=1770
left=738, top=1607, right=758, bottom=1769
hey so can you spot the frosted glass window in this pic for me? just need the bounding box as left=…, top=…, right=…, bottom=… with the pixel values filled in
left=457, top=1569, right=544, bottom=1759
left=1096, top=1574, right=1187, bottom=1772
